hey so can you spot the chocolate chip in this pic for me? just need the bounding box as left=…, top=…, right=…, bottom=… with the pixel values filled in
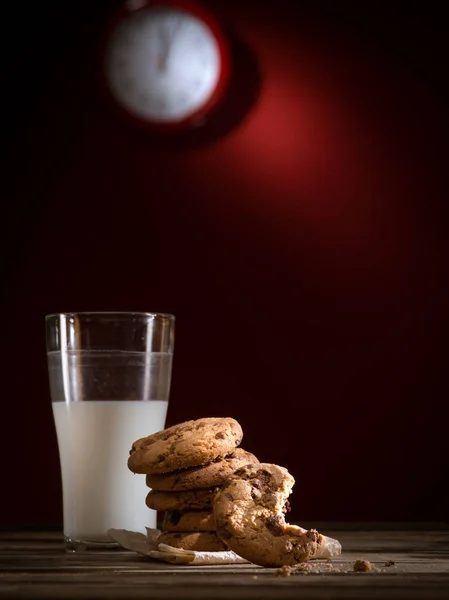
left=158, top=454, right=166, bottom=463
left=260, top=492, right=277, bottom=508
left=256, top=470, right=273, bottom=485
left=226, top=493, right=234, bottom=501
left=215, top=432, right=226, bottom=440
left=265, top=515, right=284, bottom=536
left=165, top=511, right=182, bottom=526
left=233, top=467, right=246, bottom=477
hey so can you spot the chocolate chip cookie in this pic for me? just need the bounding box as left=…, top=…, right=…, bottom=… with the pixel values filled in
left=145, top=448, right=259, bottom=491
left=213, top=463, right=325, bottom=567
left=146, top=487, right=220, bottom=511
left=161, top=510, right=216, bottom=532
left=157, top=531, right=227, bottom=552
left=128, top=417, right=243, bottom=475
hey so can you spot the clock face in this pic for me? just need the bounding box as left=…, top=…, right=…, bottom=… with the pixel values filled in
left=103, top=2, right=228, bottom=126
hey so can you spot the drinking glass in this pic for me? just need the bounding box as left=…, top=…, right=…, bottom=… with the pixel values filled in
left=46, top=312, right=175, bottom=552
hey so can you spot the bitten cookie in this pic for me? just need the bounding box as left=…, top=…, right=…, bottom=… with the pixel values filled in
left=128, top=417, right=243, bottom=475
left=161, top=510, right=216, bottom=532
left=157, top=531, right=227, bottom=552
left=146, top=487, right=220, bottom=511
left=146, top=448, right=259, bottom=491
left=213, top=463, right=325, bottom=567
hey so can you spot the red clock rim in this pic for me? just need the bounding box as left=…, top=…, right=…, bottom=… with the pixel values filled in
left=98, top=0, right=231, bottom=132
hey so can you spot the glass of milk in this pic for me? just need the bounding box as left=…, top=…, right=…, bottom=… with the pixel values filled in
left=45, top=312, right=175, bottom=552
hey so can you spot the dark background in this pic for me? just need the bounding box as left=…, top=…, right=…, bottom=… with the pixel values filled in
left=1, top=1, right=448, bottom=526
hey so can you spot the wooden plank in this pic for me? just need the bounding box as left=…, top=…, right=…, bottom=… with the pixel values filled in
left=0, top=528, right=448, bottom=599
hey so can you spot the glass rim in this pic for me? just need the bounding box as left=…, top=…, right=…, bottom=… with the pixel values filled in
left=45, top=312, right=175, bottom=321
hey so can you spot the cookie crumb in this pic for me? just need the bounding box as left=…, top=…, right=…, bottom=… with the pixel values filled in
left=276, top=565, right=292, bottom=577
left=294, top=563, right=312, bottom=574
left=385, top=560, right=396, bottom=567
left=324, top=562, right=340, bottom=572
left=353, top=559, right=373, bottom=572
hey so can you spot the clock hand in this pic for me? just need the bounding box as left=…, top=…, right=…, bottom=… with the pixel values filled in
left=155, top=20, right=172, bottom=71
left=159, top=16, right=182, bottom=71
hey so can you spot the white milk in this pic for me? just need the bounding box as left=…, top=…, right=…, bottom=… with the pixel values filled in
left=52, top=400, right=168, bottom=542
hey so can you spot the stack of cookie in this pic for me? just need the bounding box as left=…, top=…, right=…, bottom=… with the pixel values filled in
left=128, top=417, right=258, bottom=552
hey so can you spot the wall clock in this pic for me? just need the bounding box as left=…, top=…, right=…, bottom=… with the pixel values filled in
left=102, top=0, right=231, bottom=131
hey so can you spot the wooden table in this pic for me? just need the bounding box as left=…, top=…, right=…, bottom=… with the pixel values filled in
left=1, top=525, right=448, bottom=599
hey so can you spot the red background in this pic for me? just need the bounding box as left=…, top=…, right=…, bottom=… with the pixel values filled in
left=2, top=0, right=448, bottom=526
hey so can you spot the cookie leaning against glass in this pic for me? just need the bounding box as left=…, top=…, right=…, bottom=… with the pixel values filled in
left=127, top=417, right=257, bottom=552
